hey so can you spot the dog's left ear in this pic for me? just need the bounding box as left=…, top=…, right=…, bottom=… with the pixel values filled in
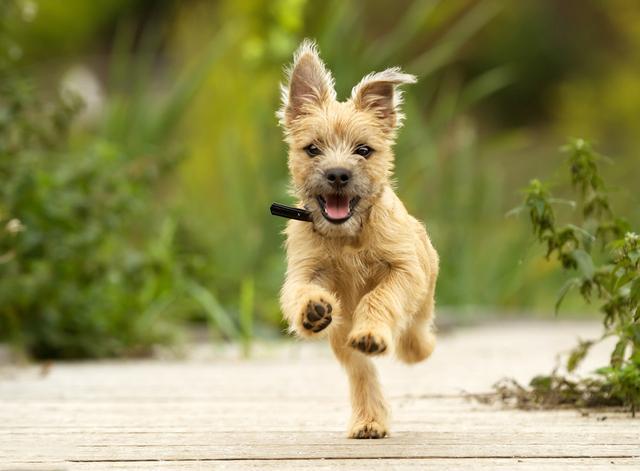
left=351, top=68, right=417, bottom=131
left=278, top=39, right=336, bottom=128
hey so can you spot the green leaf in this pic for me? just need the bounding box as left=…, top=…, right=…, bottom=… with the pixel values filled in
left=610, top=339, right=628, bottom=368
left=571, top=249, right=595, bottom=278
left=566, top=224, right=596, bottom=242
left=505, top=205, right=525, bottom=218
left=567, top=339, right=594, bottom=372
left=532, top=199, right=545, bottom=218
left=529, top=375, right=552, bottom=391
left=548, top=198, right=577, bottom=209
left=555, top=277, right=581, bottom=314
left=629, top=277, right=640, bottom=303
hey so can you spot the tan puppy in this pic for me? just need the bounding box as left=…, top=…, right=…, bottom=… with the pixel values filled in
left=277, top=40, right=439, bottom=439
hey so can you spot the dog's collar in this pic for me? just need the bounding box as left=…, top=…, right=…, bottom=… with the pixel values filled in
left=270, top=202, right=313, bottom=222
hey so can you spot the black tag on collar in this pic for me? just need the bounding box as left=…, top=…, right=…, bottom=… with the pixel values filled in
left=270, top=202, right=312, bottom=222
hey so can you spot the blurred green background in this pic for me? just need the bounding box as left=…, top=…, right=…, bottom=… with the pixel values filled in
left=1, top=0, right=639, bottom=358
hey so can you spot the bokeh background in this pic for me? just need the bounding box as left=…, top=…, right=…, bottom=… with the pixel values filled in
left=1, top=0, right=639, bottom=359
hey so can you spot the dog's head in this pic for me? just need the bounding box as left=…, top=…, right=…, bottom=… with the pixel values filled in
left=278, top=40, right=415, bottom=237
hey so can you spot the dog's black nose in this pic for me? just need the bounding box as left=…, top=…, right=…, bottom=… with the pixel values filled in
left=325, top=167, right=351, bottom=188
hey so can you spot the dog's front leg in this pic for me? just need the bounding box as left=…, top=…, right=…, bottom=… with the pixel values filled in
left=330, top=329, right=389, bottom=438
left=280, top=254, right=339, bottom=338
left=349, top=261, right=425, bottom=355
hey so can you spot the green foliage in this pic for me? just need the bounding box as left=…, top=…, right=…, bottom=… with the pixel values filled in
left=491, top=373, right=632, bottom=410
left=174, top=0, right=538, bottom=324
left=0, top=2, right=219, bottom=359
left=507, top=139, right=640, bottom=414
left=0, top=0, right=262, bottom=359
left=0, top=69, right=182, bottom=358
left=4, top=0, right=640, bottom=358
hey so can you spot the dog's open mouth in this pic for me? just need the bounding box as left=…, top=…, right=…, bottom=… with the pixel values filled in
left=317, top=195, right=360, bottom=224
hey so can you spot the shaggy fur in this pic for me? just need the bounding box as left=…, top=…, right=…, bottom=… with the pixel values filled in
left=277, top=40, right=439, bottom=439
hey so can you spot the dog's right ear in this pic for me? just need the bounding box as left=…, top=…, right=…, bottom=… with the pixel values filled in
left=351, top=68, right=416, bottom=133
left=277, top=39, right=336, bottom=127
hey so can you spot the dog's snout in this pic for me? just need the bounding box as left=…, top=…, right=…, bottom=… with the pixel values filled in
left=325, top=167, right=351, bottom=188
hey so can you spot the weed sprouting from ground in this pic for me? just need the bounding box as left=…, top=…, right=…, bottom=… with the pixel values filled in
left=496, top=139, right=640, bottom=415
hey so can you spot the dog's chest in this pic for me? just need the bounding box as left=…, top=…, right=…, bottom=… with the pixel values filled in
left=326, top=248, right=389, bottom=300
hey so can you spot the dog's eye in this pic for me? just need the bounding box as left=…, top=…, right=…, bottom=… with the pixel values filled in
left=304, top=144, right=322, bottom=157
left=354, top=145, right=373, bottom=158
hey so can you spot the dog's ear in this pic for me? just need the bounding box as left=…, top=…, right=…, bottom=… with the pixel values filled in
left=278, top=39, right=336, bottom=127
left=351, top=68, right=416, bottom=131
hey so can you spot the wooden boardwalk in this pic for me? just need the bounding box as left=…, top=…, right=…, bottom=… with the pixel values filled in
left=1, top=321, right=638, bottom=470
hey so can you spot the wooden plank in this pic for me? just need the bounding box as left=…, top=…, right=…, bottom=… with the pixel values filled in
left=0, top=321, right=638, bottom=470
left=2, top=458, right=639, bottom=471
left=3, top=438, right=639, bottom=462
left=0, top=399, right=633, bottom=430
left=8, top=458, right=640, bottom=471
left=0, top=321, right=611, bottom=400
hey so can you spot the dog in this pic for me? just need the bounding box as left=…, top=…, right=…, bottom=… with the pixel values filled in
left=277, top=40, right=439, bottom=439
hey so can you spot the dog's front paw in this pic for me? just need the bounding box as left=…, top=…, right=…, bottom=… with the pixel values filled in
left=349, top=420, right=388, bottom=439
left=300, top=298, right=333, bottom=334
left=348, top=329, right=389, bottom=355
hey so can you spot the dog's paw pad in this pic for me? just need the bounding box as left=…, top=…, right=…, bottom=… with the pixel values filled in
left=349, top=421, right=387, bottom=439
left=348, top=332, right=387, bottom=355
left=302, top=299, right=332, bottom=333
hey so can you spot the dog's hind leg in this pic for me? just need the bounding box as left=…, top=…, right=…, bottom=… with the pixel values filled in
left=396, top=262, right=437, bottom=364
left=396, top=237, right=438, bottom=364
left=330, top=325, right=389, bottom=439
left=395, top=309, right=436, bottom=364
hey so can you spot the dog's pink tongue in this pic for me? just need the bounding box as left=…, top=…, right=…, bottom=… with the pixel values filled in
left=326, top=194, right=350, bottom=219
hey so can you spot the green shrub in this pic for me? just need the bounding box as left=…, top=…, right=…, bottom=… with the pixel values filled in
left=0, top=71, right=184, bottom=358
left=0, top=2, right=193, bottom=358
left=503, top=139, right=640, bottom=414
left=0, top=0, right=247, bottom=359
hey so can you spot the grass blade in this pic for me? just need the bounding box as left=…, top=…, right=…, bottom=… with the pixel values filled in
left=186, top=281, right=240, bottom=341
left=409, top=0, right=502, bottom=77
